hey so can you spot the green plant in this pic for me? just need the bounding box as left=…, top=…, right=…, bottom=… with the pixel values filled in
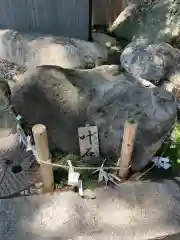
left=162, top=122, right=180, bottom=175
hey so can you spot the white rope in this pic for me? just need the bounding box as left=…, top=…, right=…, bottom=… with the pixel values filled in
left=30, top=144, right=131, bottom=170
left=4, top=97, right=172, bottom=175
left=2, top=90, right=174, bottom=188
left=26, top=137, right=125, bottom=186
left=1, top=98, right=130, bottom=172
left=16, top=122, right=131, bottom=171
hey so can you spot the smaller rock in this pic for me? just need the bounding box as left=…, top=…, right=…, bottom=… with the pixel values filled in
left=34, top=182, right=44, bottom=189
left=0, top=29, right=109, bottom=70
left=83, top=189, right=96, bottom=199
left=161, top=82, right=175, bottom=97
left=92, top=32, right=122, bottom=65
left=91, top=64, right=123, bottom=77
left=121, top=42, right=180, bottom=85
left=110, top=0, right=180, bottom=45
left=92, top=33, right=119, bottom=48
left=110, top=1, right=142, bottom=42
left=0, top=58, right=27, bottom=82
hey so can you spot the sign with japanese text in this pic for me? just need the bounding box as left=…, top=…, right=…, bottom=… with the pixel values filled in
left=78, top=126, right=99, bottom=158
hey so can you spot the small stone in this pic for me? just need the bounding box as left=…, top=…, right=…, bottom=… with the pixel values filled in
left=36, top=188, right=44, bottom=195
left=83, top=189, right=96, bottom=199
left=120, top=42, right=180, bottom=86
left=34, top=182, right=44, bottom=189
left=29, top=186, right=38, bottom=195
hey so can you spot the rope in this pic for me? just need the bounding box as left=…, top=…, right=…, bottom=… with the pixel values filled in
left=1, top=91, right=173, bottom=173
left=29, top=143, right=131, bottom=171
left=135, top=164, right=155, bottom=180
left=36, top=160, right=131, bottom=171
left=0, top=92, right=131, bottom=172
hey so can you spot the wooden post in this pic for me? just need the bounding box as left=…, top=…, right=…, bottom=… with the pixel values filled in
left=32, top=124, right=54, bottom=193
left=117, top=119, right=138, bottom=180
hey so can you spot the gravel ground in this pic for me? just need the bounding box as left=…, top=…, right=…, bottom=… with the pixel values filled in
left=0, top=58, right=27, bottom=82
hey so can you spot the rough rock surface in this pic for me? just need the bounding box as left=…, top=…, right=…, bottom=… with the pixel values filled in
left=0, top=29, right=109, bottom=69
left=0, top=58, right=27, bottom=82
left=110, top=0, right=144, bottom=42
left=11, top=65, right=176, bottom=171
left=0, top=134, right=41, bottom=198
left=121, top=42, right=180, bottom=86
left=92, top=33, right=120, bottom=48
left=0, top=79, right=17, bottom=138
left=110, top=0, right=180, bottom=45
left=1, top=180, right=180, bottom=239
left=92, top=32, right=122, bottom=64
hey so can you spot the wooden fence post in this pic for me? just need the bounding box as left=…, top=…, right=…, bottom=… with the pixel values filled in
left=32, top=124, right=54, bottom=193
left=117, top=119, right=137, bottom=180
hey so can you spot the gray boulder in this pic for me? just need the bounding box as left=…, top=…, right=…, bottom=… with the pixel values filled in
left=0, top=58, right=25, bottom=139
left=110, top=0, right=145, bottom=42
left=11, top=65, right=176, bottom=171
left=110, top=0, right=180, bottom=45
left=0, top=29, right=108, bottom=69
left=121, top=42, right=180, bottom=86
left=0, top=80, right=17, bottom=138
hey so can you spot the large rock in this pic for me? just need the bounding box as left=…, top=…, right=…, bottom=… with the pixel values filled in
left=10, top=65, right=176, bottom=171
left=110, top=0, right=180, bottom=45
left=0, top=29, right=109, bottom=69
left=121, top=42, right=180, bottom=86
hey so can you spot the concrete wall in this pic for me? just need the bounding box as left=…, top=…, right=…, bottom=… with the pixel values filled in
left=0, top=0, right=90, bottom=40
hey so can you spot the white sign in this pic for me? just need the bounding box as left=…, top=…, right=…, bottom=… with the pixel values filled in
left=78, top=125, right=99, bottom=158
left=152, top=157, right=171, bottom=170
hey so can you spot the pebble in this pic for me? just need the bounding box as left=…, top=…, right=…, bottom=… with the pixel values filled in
left=83, top=189, right=96, bottom=199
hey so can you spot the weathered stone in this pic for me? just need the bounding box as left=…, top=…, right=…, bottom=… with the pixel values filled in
left=11, top=65, right=176, bottom=171
left=120, top=41, right=180, bottom=111
left=0, top=29, right=109, bottom=69
left=83, top=189, right=96, bottom=199
left=0, top=58, right=27, bottom=82
left=121, top=42, right=180, bottom=85
left=0, top=80, right=17, bottom=138
left=110, top=0, right=180, bottom=45
left=92, top=32, right=122, bottom=64
left=0, top=59, right=26, bottom=138
left=0, top=133, right=41, bottom=198
left=110, top=0, right=144, bottom=42
left=92, top=33, right=120, bottom=48
left=1, top=180, right=180, bottom=239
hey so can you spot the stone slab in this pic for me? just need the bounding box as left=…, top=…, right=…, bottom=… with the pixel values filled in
left=1, top=180, right=180, bottom=239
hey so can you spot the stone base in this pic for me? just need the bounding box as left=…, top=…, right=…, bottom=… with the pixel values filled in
left=1, top=180, right=180, bottom=239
